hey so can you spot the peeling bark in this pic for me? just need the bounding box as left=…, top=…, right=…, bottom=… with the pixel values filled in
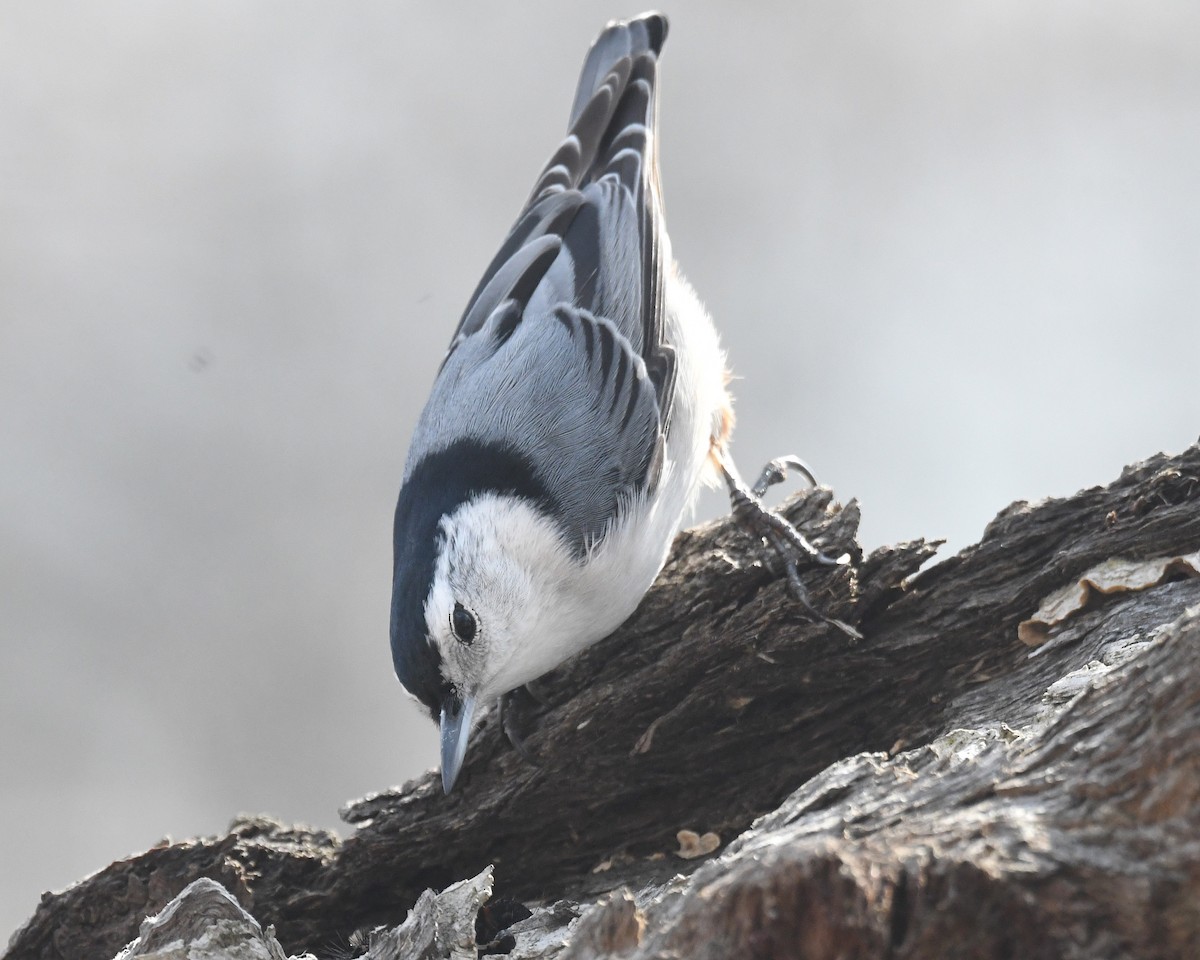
left=6, top=444, right=1200, bottom=960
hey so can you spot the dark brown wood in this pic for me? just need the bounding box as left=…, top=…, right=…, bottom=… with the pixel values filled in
left=7, top=443, right=1200, bottom=960
left=598, top=587, right=1200, bottom=960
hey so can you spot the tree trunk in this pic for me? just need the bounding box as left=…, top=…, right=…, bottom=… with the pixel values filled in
left=7, top=443, right=1200, bottom=960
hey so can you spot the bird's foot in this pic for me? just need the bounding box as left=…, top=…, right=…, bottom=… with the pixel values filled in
left=749, top=454, right=821, bottom=499
left=497, top=686, right=543, bottom=767
left=720, top=452, right=861, bottom=641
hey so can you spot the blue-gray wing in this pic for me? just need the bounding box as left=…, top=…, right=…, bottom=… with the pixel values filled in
left=413, top=302, right=663, bottom=550
left=439, top=13, right=676, bottom=437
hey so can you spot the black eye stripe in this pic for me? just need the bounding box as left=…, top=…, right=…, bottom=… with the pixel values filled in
left=451, top=602, right=478, bottom=645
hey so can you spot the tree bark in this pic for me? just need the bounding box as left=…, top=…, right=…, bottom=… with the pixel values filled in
left=7, top=443, right=1200, bottom=960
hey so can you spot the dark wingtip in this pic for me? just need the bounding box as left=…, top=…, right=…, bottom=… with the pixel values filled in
left=634, top=12, right=669, bottom=55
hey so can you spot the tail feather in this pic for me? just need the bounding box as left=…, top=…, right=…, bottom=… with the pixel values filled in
left=527, top=61, right=630, bottom=202
left=568, top=13, right=668, bottom=129
left=449, top=12, right=675, bottom=421
left=527, top=13, right=667, bottom=206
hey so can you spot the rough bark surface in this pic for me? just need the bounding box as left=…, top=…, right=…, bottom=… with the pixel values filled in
left=6, top=443, right=1200, bottom=960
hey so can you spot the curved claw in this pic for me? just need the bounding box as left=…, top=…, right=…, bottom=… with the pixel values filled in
left=751, top=455, right=820, bottom=499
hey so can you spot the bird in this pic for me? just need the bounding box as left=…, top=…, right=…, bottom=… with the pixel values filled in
left=390, top=12, right=843, bottom=793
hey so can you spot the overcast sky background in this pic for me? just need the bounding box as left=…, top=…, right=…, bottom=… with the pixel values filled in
left=3, top=0, right=1199, bottom=940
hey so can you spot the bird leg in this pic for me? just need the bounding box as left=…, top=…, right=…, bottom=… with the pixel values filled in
left=721, top=453, right=841, bottom=567
left=718, top=451, right=861, bottom=640
left=497, top=685, right=543, bottom=767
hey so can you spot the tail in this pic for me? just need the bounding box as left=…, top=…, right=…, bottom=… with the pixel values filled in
left=449, top=13, right=671, bottom=357
left=569, top=13, right=668, bottom=130
left=525, top=12, right=668, bottom=204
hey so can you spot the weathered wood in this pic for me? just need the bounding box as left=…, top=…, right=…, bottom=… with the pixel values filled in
left=113, top=878, right=294, bottom=960
left=6, top=443, right=1200, bottom=960
left=572, top=590, right=1200, bottom=960
left=5, top=820, right=341, bottom=960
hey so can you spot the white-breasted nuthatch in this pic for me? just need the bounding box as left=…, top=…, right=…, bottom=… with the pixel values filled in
left=390, top=12, right=842, bottom=792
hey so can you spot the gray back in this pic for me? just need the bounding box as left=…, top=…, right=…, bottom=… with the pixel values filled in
left=408, top=14, right=677, bottom=549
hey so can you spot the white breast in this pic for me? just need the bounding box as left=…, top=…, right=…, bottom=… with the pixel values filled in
left=503, top=268, right=729, bottom=685
left=434, top=269, right=730, bottom=702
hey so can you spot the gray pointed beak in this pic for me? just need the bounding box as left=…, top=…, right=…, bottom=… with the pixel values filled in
left=439, top=694, right=476, bottom=793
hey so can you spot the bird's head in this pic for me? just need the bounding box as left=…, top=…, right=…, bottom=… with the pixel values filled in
left=390, top=442, right=580, bottom=792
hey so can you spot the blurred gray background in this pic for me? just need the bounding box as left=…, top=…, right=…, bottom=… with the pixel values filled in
left=3, top=0, right=1199, bottom=939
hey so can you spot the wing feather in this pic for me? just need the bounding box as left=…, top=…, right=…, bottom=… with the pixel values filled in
left=415, top=305, right=661, bottom=549
left=418, top=14, right=675, bottom=548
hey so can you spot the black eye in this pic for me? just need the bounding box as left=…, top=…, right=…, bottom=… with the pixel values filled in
left=450, top=602, right=477, bottom=645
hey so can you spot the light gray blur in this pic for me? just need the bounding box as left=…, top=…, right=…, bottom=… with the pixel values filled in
left=3, top=0, right=1198, bottom=939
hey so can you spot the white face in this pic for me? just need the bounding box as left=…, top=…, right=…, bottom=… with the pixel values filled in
left=424, top=493, right=581, bottom=706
